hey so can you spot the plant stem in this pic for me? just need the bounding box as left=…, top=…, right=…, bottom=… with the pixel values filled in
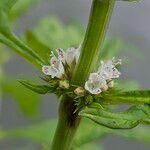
left=51, top=97, right=81, bottom=150
left=72, top=0, right=115, bottom=86
left=51, top=1, right=115, bottom=149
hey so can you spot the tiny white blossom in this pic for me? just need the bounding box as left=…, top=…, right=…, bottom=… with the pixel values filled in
left=98, top=58, right=121, bottom=80
left=42, top=56, right=64, bottom=78
left=85, top=73, right=107, bottom=95
left=42, top=46, right=80, bottom=78
left=56, top=47, right=80, bottom=66
left=65, top=47, right=80, bottom=66
left=84, top=58, right=121, bottom=94
left=57, top=48, right=66, bottom=63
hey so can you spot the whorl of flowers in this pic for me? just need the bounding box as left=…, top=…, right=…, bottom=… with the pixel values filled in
left=42, top=47, right=121, bottom=95
left=85, top=58, right=122, bottom=94
left=42, top=46, right=80, bottom=79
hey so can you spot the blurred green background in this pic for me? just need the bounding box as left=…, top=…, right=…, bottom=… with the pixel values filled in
left=0, top=0, right=150, bottom=150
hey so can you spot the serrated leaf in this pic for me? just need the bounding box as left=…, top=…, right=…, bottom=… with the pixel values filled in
left=118, top=90, right=150, bottom=98
left=79, top=105, right=150, bottom=129
left=113, top=90, right=150, bottom=104
left=19, top=80, right=54, bottom=94
left=80, top=111, right=138, bottom=129
left=98, top=89, right=150, bottom=105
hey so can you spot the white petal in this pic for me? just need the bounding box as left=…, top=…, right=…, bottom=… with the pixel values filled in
left=65, top=47, right=80, bottom=65
left=42, top=66, right=52, bottom=75
left=42, top=66, right=58, bottom=78
left=89, top=73, right=107, bottom=87
left=85, top=73, right=107, bottom=95
left=98, top=58, right=121, bottom=80
left=57, top=48, right=65, bottom=62
left=57, top=61, right=65, bottom=76
left=42, top=46, right=80, bottom=78
left=89, top=73, right=100, bottom=81
left=85, top=80, right=102, bottom=95
left=50, top=56, right=58, bottom=66
left=43, top=56, right=64, bottom=78
left=75, top=47, right=80, bottom=62
left=48, top=66, right=60, bottom=78
left=65, top=48, right=76, bottom=65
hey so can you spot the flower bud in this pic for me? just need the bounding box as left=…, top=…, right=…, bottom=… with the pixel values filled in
left=107, top=80, right=114, bottom=88
left=74, top=87, right=85, bottom=96
left=101, top=84, right=108, bottom=91
left=59, top=80, right=69, bottom=89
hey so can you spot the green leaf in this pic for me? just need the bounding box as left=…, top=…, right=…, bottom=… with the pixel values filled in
left=26, top=16, right=84, bottom=51
left=19, top=80, right=54, bottom=94
left=26, top=31, right=50, bottom=64
left=24, top=16, right=84, bottom=65
left=98, top=89, right=150, bottom=105
left=113, top=90, right=150, bottom=105
left=79, top=105, right=150, bottom=129
left=76, top=119, right=150, bottom=147
left=118, top=90, right=150, bottom=98
left=0, top=0, right=18, bottom=35
left=9, top=0, right=40, bottom=21
left=0, top=34, right=43, bottom=67
left=1, top=77, right=41, bottom=117
left=0, top=0, right=45, bottom=68
left=0, top=0, right=18, bottom=11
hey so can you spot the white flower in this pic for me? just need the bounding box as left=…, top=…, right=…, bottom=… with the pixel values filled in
left=85, top=73, right=107, bottom=95
left=42, top=46, right=80, bottom=78
left=98, top=58, right=121, bottom=80
left=56, top=48, right=66, bottom=63
left=65, top=47, right=80, bottom=66
left=42, top=56, right=64, bottom=78
left=56, top=46, right=80, bottom=66
left=84, top=58, right=121, bottom=94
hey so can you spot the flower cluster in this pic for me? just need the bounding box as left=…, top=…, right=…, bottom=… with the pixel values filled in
left=85, top=58, right=121, bottom=95
left=42, top=46, right=80, bottom=78
left=42, top=47, right=121, bottom=95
